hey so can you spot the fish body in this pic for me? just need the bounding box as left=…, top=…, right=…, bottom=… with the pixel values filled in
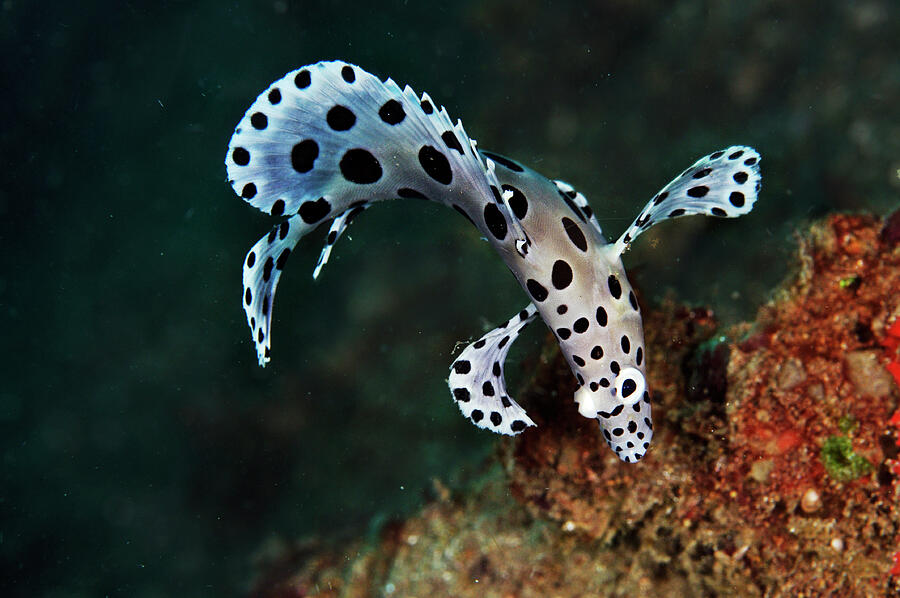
left=225, top=61, right=761, bottom=462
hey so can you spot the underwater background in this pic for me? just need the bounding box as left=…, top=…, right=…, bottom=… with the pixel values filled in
left=1, top=0, right=898, bottom=596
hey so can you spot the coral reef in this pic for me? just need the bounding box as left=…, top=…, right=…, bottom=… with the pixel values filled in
left=249, top=211, right=900, bottom=597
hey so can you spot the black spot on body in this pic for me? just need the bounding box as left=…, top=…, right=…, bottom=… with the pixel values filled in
left=441, top=131, right=464, bottom=154
left=551, top=260, right=573, bottom=289
left=327, top=231, right=337, bottom=244
left=492, top=362, right=501, bottom=376
left=379, top=99, right=406, bottom=125
left=481, top=151, right=523, bottom=172
left=497, top=336, right=510, bottom=349
left=519, top=309, right=529, bottom=321
left=622, top=379, right=637, bottom=398
left=472, top=410, right=484, bottom=423
left=629, top=291, right=638, bottom=311
left=596, top=306, right=608, bottom=326
left=613, top=427, right=624, bottom=437
left=733, top=171, right=749, bottom=184
left=246, top=252, right=256, bottom=268
left=590, top=382, right=599, bottom=392
left=294, top=69, right=311, bottom=89
left=557, top=305, right=568, bottom=315
left=711, top=207, right=727, bottom=217
left=692, top=167, right=711, bottom=179
left=502, top=185, right=528, bottom=219
left=453, top=388, right=470, bottom=402
left=251, top=112, right=268, bottom=130
left=420, top=99, right=433, bottom=114
left=653, top=191, right=668, bottom=205
left=526, top=279, right=548, bottom=302
left=728, top=150, right=744, bottom=160
left=482, top=381, right=494, bottom=396
left=611, top=361, right=620, bottom=375
left=453, top=360, right=471, bottom=374
left=600, top=378, right=610, bottom=388
left=418, top=146, right=452, bottom=184
left=627, top=420, right=637, bottom=433
left=729, top=191, right=745, bottom=207
left=245, top=288, right=252, bottom=305
left=490, top=412, right=502, bottom=426
left=511, top=420, right=527, bottom=432
left=340, top=149, right=382, bottom=184
left=341, top=65, right=355, bottom=83
left=327, top=105, right=356, bottom=131
left=232, top=147, right=250, bottom=165
left=669, top=208, right=686, bottom=217
left=573, top=318, right=589, bottom=334
left=572, top=355, right=585, bottom=367
left=621, top=335, right=630, bottom=353
left=562, top=217, right=588, bottom=252
left=636, top=347, right=643, bottom=366
left=744, top=157, right=757, bottom=166
left=591, top=345, right=603, bottom=360
left=610, top=405, right=624, bottom=417
left=473, top=339, right=486, bottom=349
left=687, top=186, right=709, bottom=198
left=263, top=257, right=274, bottom=282
left=267, top=88, right=281, bottom=104
left=270, top=199, right=285, bottom=216
left=483, top=203, right=508, bottom=240
left=291, top=140, right=318, bottom=173
left=241, top=183, right=257, bottom=199
left=608, top=276, right=622, bottom=299
left=298, top=197, right=331, bottom=224
left=557, top=328, right=572, bottom=340
left=501, top=396, right=511, bottom=408
left=710, top=150, right=724, bottom=159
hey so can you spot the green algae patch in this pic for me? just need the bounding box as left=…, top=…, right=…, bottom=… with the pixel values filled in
left=837, top=415, right=858, bottom=434
left=821, top=435, right=872, bottom=481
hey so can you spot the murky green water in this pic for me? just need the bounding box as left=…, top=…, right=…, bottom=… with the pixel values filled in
left=2, top=1, right=897, bottom=596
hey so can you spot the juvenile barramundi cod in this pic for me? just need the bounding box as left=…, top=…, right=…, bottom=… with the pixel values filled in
left=225, top=61, right=761, bottom=463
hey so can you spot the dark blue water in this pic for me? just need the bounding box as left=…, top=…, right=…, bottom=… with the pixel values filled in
left=2, top=1, right=897, bottom=596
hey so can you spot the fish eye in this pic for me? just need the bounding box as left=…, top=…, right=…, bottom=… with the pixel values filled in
left=614, top=367, right=645, bottom=406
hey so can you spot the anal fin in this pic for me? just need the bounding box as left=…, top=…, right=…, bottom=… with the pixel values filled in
left=448, top=304, right=538, bottom=435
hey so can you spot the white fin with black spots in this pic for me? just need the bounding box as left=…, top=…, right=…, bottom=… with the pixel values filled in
left=448, top=304, right=539, bottom=435
left=312, top=202, right=369, bottom=280
left=613, top=146, right=761, bottom=255
left=226, top=60, right=525, bottom=243
left=242, top=215, right=306, bottom=366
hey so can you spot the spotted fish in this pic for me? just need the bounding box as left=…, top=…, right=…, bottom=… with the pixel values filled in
left=225, top=61, right=761, bottom=463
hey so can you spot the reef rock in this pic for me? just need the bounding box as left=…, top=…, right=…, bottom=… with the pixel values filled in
left=250, top=212, right=900, bottom=598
